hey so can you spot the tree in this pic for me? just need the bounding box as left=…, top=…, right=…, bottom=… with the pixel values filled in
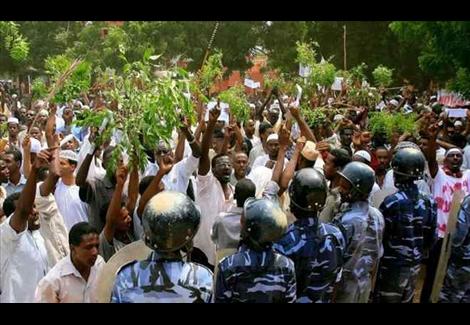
left=390, top=21, right=470, bottom=96
left=0, top=21, right=30, bottom=74
left=260, top=21, right=312, bottom=73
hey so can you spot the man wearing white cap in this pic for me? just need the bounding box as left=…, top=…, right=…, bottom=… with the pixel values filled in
left=60, top=134, right=80, bottom=152
left=40, top=150, right=89, bottom=231
left=420, top=128, right=470, bottom=302
left=6, top=117, right=20, bottom=148
left=251, top=133, right=288, bottom=171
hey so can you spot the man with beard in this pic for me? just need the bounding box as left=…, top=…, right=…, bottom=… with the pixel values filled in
left=421, top=124, right=470, bottom=302
left=0, top=149, right=53, bottom=302
left=248, top=121, right=274, bottom=168
left=339, top=126, right=354, bottom=157
left=230, top=151, right=249, bottom=186
left=374, top=146, right=390, bottom=188
left=195, top=106, right=235, bottom=269
left=251, top=134, right=288, bottom=171
left=243, top=118, right=260, bottom=150
left=35, top=222, right=105, bottom=303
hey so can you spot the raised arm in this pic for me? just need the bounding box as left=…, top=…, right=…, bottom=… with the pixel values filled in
left=272, top=126, right=290, bottom=186
left=39, top=141, right=60, bottom=197
left=103, top=164, right=128, bottom=243
left=45, top=103, right=57, bottom=148
left=180, top=118, right=201, bottom=158
left=174, top=131, right=186, bottom=164
left=76, top=130, right=97, bottom=188
left=279, top=137, right=305, bottom=195
left=198, top=105, right=220, bottom=176
left=255, top=90, right=272, bottom=122
left=10, top=149, right=52, bottom=233
left=273, top=89, right=287, bottom=116
left=428, top=123, right=440, bottom=178
left=289, top=103, right=317, bottom=142
left=126, top=161, right=139, bottom=215
left=137, top=159, right=173, bottom=219
left=21, top=135, right=32, bottom=179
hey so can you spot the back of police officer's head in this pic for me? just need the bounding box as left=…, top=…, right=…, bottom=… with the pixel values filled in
left=234, top=178, right=256, bottom=207
left=142, top=191, right=200, bottom=254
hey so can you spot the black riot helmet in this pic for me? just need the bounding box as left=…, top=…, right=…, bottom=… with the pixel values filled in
left=142, top=191, right=200, bottom=253
left=289, top=168, right=328, bottom=218
left=391, top=147, right=425, bottom=183
left=241, top=198, right=288, bottom=251
left=337, top=161, right=375, bottom=201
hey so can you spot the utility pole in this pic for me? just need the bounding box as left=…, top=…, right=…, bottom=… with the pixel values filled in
left=343, top=25, right=347, bottom=70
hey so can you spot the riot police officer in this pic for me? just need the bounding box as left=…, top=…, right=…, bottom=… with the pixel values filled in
left=333, top=161, right=384, bottom=303
left=111, top=191, right=213, bottom=303
left=439, top=194, right=470, bottom=303
left=214, top=198, right=297, bottom=303
left=374, top=148, right=437, bottom=303
left=273, top=168, right=347, bottom=303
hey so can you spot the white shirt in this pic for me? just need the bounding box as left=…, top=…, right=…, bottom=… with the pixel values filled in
left=247, top=166, right=278, bottom=198
left=248, top=135, right=261, bottom=149
left=383, top=169, right=431, bottom=195
left=35, top=255, right=105, bottom=303
left=248, top=143, right=266, bottom=168
left=252, top=154, right=288, bottom=171
left=462, top=144, right=470, bottom=170
left=432, top=168, right=470, bottom=237
left=0, top=217, right=49, bottom=303
left=142, top=155, right=199, bottom=194
left=54, top=179, right=90, bottom=231
left=36, top=183, right=69, bottom=267
left=194, top=172, right=234, bottom=266
left=368, top=182, right=381, bottom=204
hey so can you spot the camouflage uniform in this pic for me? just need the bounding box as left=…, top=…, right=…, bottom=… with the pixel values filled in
left=333, top=201, right=384, bottom=303
left=374, top=184, right=437, bottom=303
left=111, top=251, right=213, bottom=303
left=439, top=195, right=470, bottom=303
left=273, top=217, right=346, bottom=303
left=214, top=243, right=297, bottom=303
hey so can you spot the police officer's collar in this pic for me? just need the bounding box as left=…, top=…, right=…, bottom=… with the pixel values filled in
left=149, top=250, right=183, bottom=262
left=294, top=217, right=318, bottom=229
left=396, top=182, right=419, bottom=192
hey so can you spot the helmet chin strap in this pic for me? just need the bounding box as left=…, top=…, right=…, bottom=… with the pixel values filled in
left=183, top=241, right=193, bottom=262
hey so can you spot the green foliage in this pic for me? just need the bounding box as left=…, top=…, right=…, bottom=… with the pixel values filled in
left=75, top=53, right=197, bottom=174
left=448, top=67, right=470, bottom=99
left=199, top=50, right=224, bottom=94
left=301, top=104, right=327, bottom=128
left=390, top=21, right=470, bottom=92
left=349, top=63, right=368, bottom=84
left=31, top=78, right=48, bottom=100
left=372, top=65, right=393, bottom=87
left=0, top=122, right=8, bottom=138
left=369, top=111, right=417, bottom=140
left=0, top=21, right=30, bottom=62
left=310, top=59, right=336, bottom=88
left=296, top=41, right=317, bottom=67
left=45, top=54, right=92, bottom=103
left=218, top=85, right=250, bottom=122
left=262, top=21, right=312, bottom=73
left=264, top=72, right=296, bottom=95
left=348, top=86, right=381, bottom=108
left=295, top=41, right=336, bottom=90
